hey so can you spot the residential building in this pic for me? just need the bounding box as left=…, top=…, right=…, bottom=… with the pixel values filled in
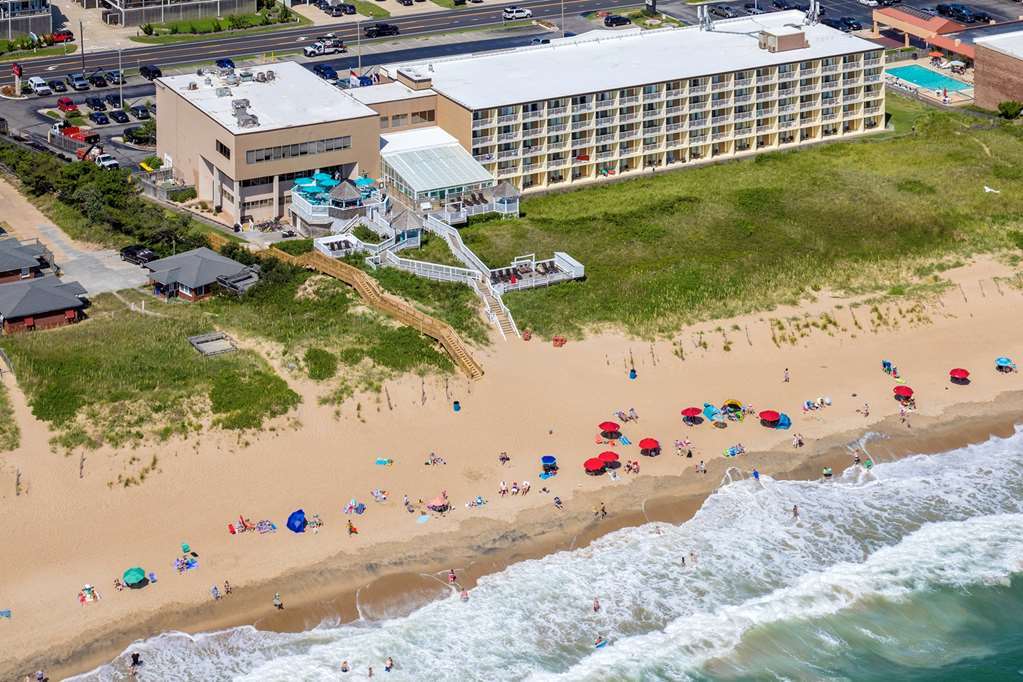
left=0, top=237, right=53, bottom=283
left=0, top=277, right=86, bottom=333
left=156, top=13, right=885, bottom=227
left=973, top=29, right=1023, bottom=109
left=155, top=61, right=380, bottom=225
left=1, top=0, right=52, bottom=40
left=144, top=247, right=253, bottom=301
left=72, top=0, right=254, bottom=27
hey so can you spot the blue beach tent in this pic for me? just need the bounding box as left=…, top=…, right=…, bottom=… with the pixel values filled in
left=776, top=413, right=792, bottom=430
left=286, top=509, right=307, bottom=533
left=702, top=403, right=721, bottom=421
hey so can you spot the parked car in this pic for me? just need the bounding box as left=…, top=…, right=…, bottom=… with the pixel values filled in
left=139, top=64, right=162, bottom=80
left=603, top=14, right=631, bottom=26
left=119, top=245, right=157, bottom=265
left=312, top=64, right=339, bottom=81
left=123, top=126, right=153, bottom=144
left=50, top=29, right=74, bottom=43
left=109, top=109, right=129, bottom=124
left=129, top=105, right=150, bottom=120
left=821, top=16, right=843, bottom=28
left=46, top=79, right=67, bottom=94
left=396, top=0, right=411, bottom=6
left=27, top=76, right=51, bottom=95
left=772, top=0, right=793, bottom=8
left=339, top=3, right=356, bottom=12
left=840, top=15, right=862, bottom=29
left=104, top=69, right=125, bottom=84
left=88, top=111, right=109, bottom=125
left=502, top=5, right=532, bottom=19
left=364, top=23, right=400, bottom=37
left=709, top=5, right=740, bottom=17
left=970, top=7, right=991, bottom=22
left=530, top=37, right=551, bottom=44
left=93, top=153, right=119, bottom=169
left=88, top=72, right=108, bottom=87
left=66, top=72, right=89, bottom=91
left=857, top=0, right=878, bottom=7
left=104, top=93, right=123, bottom=107
left=327, top=4, right=347, bottom=14
left=215, top=57, right=236, bottom=70
left=56, top=97, right=79, bottom=113
left=744, top=3, right=766, bottom=13
left=794, top=2, right=825, bottom=13
left=84, top=96, right=106, bottom=110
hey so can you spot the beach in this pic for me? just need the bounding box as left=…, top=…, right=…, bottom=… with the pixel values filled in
left=2, top=255, right=1023, bottom=680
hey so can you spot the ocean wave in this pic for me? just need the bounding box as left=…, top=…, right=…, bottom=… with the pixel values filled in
left=72, top=428, right=1023, bottom=681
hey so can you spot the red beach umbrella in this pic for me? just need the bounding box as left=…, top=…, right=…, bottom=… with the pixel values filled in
left=598, top=421, right=620, bottom=433
left=949, top=368, right=970, bottom=380
left=893, top=385, right=914, bottom=398
left=584, top=458, right=606, bottom=473
left=597, top=451, right=619, bottom=463
left=759, top=410, right=781, bottom=422
left=638, top=438, right=659, bottom=450
left=680, top=407, right=702, bottom=418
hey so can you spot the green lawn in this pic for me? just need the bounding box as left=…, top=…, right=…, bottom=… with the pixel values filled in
left=399, top=232, right=465, bottom=268
left=461, top=94, right=1023, bottom=337
left=132, top=12, right=310, bottom=44
left=352, top=0, right=390, bottom=18
left=2, top=294, right=300, bottom=450
left=0, top=44, right=77, bottom=63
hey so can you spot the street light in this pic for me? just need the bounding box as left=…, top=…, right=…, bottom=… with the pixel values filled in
left=118, top=48, right=123, bottom=108
left=79, top=19, right=85, bottom=72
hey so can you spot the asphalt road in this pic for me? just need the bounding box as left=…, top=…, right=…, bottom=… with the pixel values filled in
left=0, top=0, right=637, bottom=86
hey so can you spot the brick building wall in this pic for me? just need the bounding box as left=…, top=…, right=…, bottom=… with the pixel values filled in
left=974, top=45, right=1023, bottom=110
left=2, top=308, right=79, bottom=333
left=0, top=268, right=41, bottom=284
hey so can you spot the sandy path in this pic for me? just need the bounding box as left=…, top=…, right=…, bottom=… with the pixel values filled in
left=2, top=255, right=1022, bottom=679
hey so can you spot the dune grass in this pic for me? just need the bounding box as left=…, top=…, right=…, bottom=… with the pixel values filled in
left=461, top=95, right=1023, bottom=337
left=0, top=381, right=20, bottom=452
left=2, top=294, right=299, bottom=449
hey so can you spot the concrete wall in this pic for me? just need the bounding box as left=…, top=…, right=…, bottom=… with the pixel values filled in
left=372, top=94, right=437, bottom=133
left=101, top=0, right=254, bottom=25
left=975, top=44, right=1023, bottom=110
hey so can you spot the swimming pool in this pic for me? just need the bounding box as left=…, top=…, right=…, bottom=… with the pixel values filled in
left=887, top=64, right=972, bottom=92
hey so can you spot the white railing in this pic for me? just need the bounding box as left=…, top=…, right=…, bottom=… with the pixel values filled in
left=290, top=193, right=332, bottom=221
left=424, top=215, right=491, bottom=277
left=379, top=249, right=481, bottom=285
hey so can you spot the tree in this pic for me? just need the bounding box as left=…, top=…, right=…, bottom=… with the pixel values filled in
left=997, top=100, right=1023, bottom=120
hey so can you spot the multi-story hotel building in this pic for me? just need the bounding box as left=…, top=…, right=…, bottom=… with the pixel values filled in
left=155, top=12, right=884, bottom=226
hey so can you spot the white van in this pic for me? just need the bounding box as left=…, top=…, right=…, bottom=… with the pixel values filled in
left=27, top=76, right=52, bottom=96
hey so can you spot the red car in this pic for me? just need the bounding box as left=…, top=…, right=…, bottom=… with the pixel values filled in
left=56, top=97, right=79, bottom=113
left=51, top=30, right=74, bottom=43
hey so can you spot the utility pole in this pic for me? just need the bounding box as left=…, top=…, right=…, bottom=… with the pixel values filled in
left=118, top=49, right=123, bottom=108
left=79, top=19, right=85, bottom=72
left=357, top=19, right=361, bottom=73
left=560, top=0, right=565, bottom=38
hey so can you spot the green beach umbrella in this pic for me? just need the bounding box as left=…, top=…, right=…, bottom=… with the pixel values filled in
left=123, top=567, right=147, bottom=586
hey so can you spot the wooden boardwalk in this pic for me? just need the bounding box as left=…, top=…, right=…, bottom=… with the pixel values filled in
left=207, top=233, right=483, bottom=380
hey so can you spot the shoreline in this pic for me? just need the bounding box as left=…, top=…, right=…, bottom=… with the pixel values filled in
left=47, top=392, right=1023, bottom=681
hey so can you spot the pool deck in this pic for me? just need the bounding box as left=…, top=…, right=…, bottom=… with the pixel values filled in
left=885, top=61, right=975, bottom=106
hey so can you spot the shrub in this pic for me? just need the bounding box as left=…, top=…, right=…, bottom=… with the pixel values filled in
left=1009, top=230, right=1023, bottom=251
left=141, top=155, right=163, bottom=170
left=140, top=23, right=154, bottom=35
left=169, top=24, right=179, bottom=34
left=997, top=100, right=1023, bottom=120
left=274, top=238, right=313, bottom=256
left=168, top=187, right=197, bottom=203
left=304, top=347, right=338, bottom=380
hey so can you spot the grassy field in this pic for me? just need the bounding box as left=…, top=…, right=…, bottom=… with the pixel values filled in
left=0, top=381, right=20, bottom=452
left=2, top=294, right=300, bottom=450
left=0, top=44, right=78, bottom=63
left=351, top=0, right=390, bottom=18
left=132, top=10, right=310, bottom=44
left=461, top=94, right=1023, bottom=337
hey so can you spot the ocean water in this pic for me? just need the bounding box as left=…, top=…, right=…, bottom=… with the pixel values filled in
left=72, top=428, right=1023, bottom=681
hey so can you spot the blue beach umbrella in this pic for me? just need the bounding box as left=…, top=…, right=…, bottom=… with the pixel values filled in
left=293, top=177, right=315, bottom=186
left=286, top=509, right=307, bottom=533
left=996, top=357, right=1015, bottom=367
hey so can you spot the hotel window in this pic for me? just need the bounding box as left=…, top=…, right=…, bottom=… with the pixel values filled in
left=411, top=109, right=435, bottom=123
left=391, top=113, right=408, bottom=127
left=380, top=116, right=389, bottom=129
left=245, top=137, right=351, bottom=164
left=216, top=140, right=231, bottom=159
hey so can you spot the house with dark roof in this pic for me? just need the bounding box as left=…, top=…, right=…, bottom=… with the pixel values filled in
left=0, top=237, right=54, bottom=283
left=0, top=276, right=87, bottom=333
left=144, top=247, right=253, bottom=301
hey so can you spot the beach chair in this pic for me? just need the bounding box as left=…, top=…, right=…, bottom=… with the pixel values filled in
left=881, top=360, right=892, bottom=374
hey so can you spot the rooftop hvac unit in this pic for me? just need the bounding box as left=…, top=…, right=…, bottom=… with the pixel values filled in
left=235, top=113, right=259, bottom=128
left=231, top=98, right=250, bottom=110
left=223, top=74, right=240, bottom=86
left=240, top=70, right=253, bottom=82
left=215, top=87, right=232, bottom=97
left=186, top=81, right=198, bottom=90
left=265, top=70, right=275, bottom=81
left=204, top=77, right=213, bottom=86
left=254, top=71, right=267, bottom=82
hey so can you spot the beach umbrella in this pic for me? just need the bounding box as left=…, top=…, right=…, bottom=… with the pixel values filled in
left=776, top=413, right=792, bottom=430
left=541, top=455, right=557, bottom=466
left=122, top=567, right=147, bottom=588
left=293, top=177, right=316, bottom=186
left=928, top=50, right=943, bottom=58
left=584, top=458, right=606, bottom=474
left=598, top=421, right=620, bottom=433
left=286, top=509, right=307, bottom=533
left=996, top=357, right=1015, bottom=367
left=427, top=496, right=449, bottom=511
left=759, top=410, right=780, bottom=424
left=312, top=172, right=333, bottom=183
left=638, top=438, right=659, bottom=450
left=723, top=399, right=742, bottom=412
left=894, top=385, right=914, bottom=398
left=949, top=368, right=970, bottom=380
left=680, top=407, right=702, bottom=418
left=597, top=451, right=619, bottom=463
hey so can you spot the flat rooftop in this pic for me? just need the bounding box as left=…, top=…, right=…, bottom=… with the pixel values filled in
left=347, top=81, right=436, bottom=105
left=974, top=25, right=1023, bottom=60
left=158, top=61, right=377, bottom=134
left=384, top=12, right=880, bottom=110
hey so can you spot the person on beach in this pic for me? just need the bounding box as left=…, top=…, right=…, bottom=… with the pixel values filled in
left=448, top=569, right=457, bottom=584
left=628, top=407, right=639, bottom=421
left=784, top=368, right=790, bottom=383
left=600, top=502, right=608, bottom=519
left=499, top=481, right=508, bottom=496
left=34, top=671, right=47, bottom=682
left=113, top=578, right=123, bottom=592
left=348, top=520, right=358, bottom=535
left=368, top=666, right=374, bottom=677
left=341, top=660, right=350, bottom=673
left=499, top=451, right=510, bottom=465
left=511, top=481, right=520, bottom=495
left=224, top=580, right=232, bottom=596
left=210, top=585, right=221, bottom=601
left=385, top=657, right=394, bottom=672
left=697, top=460, right=706, bottom=474
left=554, top=496, right=564, bottom=510
left=460, top=589, right=469, bottom=602
left=792, top=505, right=799, bottom=520
left=273, top=592, right=284, bottom=610
left=521, top=480, right=531, bottom=495
left=752, top=468, right=760, bottom=482
left=593, top=597, right=601, bottom=612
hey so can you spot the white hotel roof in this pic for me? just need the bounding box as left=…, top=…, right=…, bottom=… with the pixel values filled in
left=158, top=61, right=376, bottom=134
left=347, top=81, right=436, bottom=105
left=974, top=28, right=1023, bottom=61
left=384, top=12, right=879, bottom=110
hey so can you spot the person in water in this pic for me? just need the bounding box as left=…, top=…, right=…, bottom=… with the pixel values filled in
left=594, top=635, right=607, bottom=647
left=341, top=660, right=350, bottom=673
left=593, top=597, right=600, bottom=612
left=385, top=657, right=395, bottom=672
left=792, top=505, right=799, bottom=519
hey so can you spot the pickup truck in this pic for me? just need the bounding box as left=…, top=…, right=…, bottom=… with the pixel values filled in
left=303, top=38, right=346, bottom=57
left=119, top=245, right=157, bottom=265
left=364, top=23, right=400, bottom=38
left=93, top=153, right=120, bottom=169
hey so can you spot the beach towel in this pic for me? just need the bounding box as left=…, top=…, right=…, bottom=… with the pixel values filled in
left=619, top=436, right=632, bottom=446
left=417, top=515, right=430, bottom=524
left=0, top=609, right=10, bottom=619
left=375, top=458, right=392, bottom=466
left=539, top=471, right=556, bottom=480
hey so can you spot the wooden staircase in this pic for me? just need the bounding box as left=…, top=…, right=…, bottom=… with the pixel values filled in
left=479, top=285, right=516, bottom=339
left=270, top=246, right=484, bottom=380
